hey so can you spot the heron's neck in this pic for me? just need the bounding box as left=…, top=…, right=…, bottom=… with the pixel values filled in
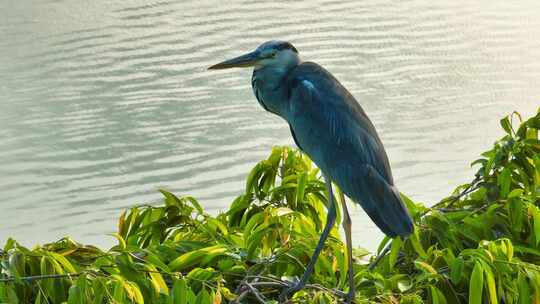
left=252, top=65, right=295, bottom=117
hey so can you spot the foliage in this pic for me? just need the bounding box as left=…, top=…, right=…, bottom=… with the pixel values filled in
left=1, top=108, right=539, bottom=303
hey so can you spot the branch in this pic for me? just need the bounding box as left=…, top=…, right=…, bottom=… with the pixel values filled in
left=235, top=275, right=347, bottom=300
left=0, top=272, right=82, bottom=283
left=421, top=175, right=482, bottom=217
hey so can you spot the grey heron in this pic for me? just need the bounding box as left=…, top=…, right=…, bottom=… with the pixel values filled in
left=209, top=40, right=413, bottom=303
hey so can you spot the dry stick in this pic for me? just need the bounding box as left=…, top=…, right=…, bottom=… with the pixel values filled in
left=233, top=281, right=256, bottom=303
left=249, top=279, right=346, bottom=298
left=233, top=276, right=347, bottom=302
left=233, top=272, right=262, bottom=303
left=250, top=282, right=286, bottom=288
left=232, top=290, right=250, bottom=304
left=246, top=281, right=268, bottom=304
left=245, top=275, right=287, bottom=285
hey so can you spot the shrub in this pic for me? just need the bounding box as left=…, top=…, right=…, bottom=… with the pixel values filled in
left=1, top=108, right=539, bottom=303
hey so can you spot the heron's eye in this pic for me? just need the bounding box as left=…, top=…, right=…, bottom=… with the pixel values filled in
left=270, top=50, right=277, bottom=58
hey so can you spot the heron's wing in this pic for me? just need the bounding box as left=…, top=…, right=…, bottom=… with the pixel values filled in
left=287, top=63, right=392, bottom=181
left=286, top=62, right=413, bottom=237
left=289, top=125, right=304, bottom=151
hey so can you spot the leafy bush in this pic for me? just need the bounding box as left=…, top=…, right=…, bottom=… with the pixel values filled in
left=1, top=108, right=539, bottom=303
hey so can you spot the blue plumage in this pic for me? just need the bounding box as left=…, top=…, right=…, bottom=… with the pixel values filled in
left=209, top=40, right=413, bottom=302
left=284, top=62, right=413, bottom=238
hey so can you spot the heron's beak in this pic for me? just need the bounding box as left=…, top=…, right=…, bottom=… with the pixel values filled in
left=208, top=51, right=259, bottom=70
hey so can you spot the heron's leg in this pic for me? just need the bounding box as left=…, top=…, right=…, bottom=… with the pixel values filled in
left=279, top=175, right=337, bottom=299
left=339, top=192, right=355, bottom=303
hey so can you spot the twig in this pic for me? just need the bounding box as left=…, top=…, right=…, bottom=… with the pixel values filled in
left=420, top=175, right=482, bottom=217
left=0, top=272, right=83, bottom=283
left=233, top=274, right=347, bottom=303
left=233, top=289, right=249, bottom=304
left=368, top=241, right=392, bottom=271
left=246, top=281, right=268, bottom=303
left=440, top=176, right=481, bottom=206
left=250, top=282, right=287, bottom=288
left=245, top=275, right=287, bottom=285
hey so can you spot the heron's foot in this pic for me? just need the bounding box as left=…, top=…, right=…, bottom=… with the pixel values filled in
left=278, top=281, right=305, bottom=303
left=279, top=283, right=353, bottom=303
left=344, top=289, right=355, bottom=304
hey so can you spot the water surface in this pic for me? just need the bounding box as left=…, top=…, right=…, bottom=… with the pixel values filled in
left=1, top=0, right=539, bottom=250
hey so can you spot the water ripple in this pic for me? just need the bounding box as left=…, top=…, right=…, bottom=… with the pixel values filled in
left=1, top=0, right=539, bottom=249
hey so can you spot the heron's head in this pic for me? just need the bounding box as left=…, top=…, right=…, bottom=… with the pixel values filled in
left=208, top=40, right=300, bottom=71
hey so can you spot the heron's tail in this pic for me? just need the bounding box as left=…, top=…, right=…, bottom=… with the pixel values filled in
left=334, top=164, right=414, bottom=238
left=345, top=165, right=414, bottom=238
left=364, top=185, right=413, bottom=239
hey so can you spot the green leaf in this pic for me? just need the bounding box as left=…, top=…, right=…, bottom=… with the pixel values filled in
left=246, top=228, right=266, bottom=260
left=499, top=238, right=514, bottom=261
left=498, top=167, right=511, bottom=197
left=110, top=233, right=127, bottom=250
left=531, top=205, right=540, bottom=246
left=469, top=261, right=484, bottom=304
left=49, top=252, right=76, bottom=273
left=159, top=189, right=183, bottom=206
left=450, top=257, right=464, bottom=284
left=509, top=198, right=524, bottom=235
left=112, top=275, right=127, bottom=303
left=124, top=281, right=144, bottom=304
left=295, top=171, right=308, bottom=206
left=514, top=245, right=540, bottom=257
left=414, top=260, right=437, bottom=274
left=213, top=289, right=222, bottom=304
left=430, top=286, right=448, bottom=304
left=274, top=207, right=294, bottom=217
left=118, top=210, right=127, bottom=237
left=170, top=278, right=188, bottom=304
left=245, top=163, right=264, bottom=195
left=183, top=196, right=204, bottom=215
left=500, top=116, right=514, bottom=135
left=377, top=236, right=391, bottom=256
left=483, top=265, right=497, bottom=304
left=0, top=282, right=19, bottom=304
left=388, top=237, right=402, bottom=271
left=409, top=229, right=427, bottom=259
left=527, top=116, right=540, bottom=129
left=508, top=189, right=524, bottom=198
left=196, top=288, right=211, bottom=304
left=7, top=251, right=25, bottom=280
left=147, top=264, right=169, bottom=295
left=144, top=251, right=170, bottom=272
left=168, top=245, right=227, bottom=271
left=518, top=274, right=531, bottom=304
